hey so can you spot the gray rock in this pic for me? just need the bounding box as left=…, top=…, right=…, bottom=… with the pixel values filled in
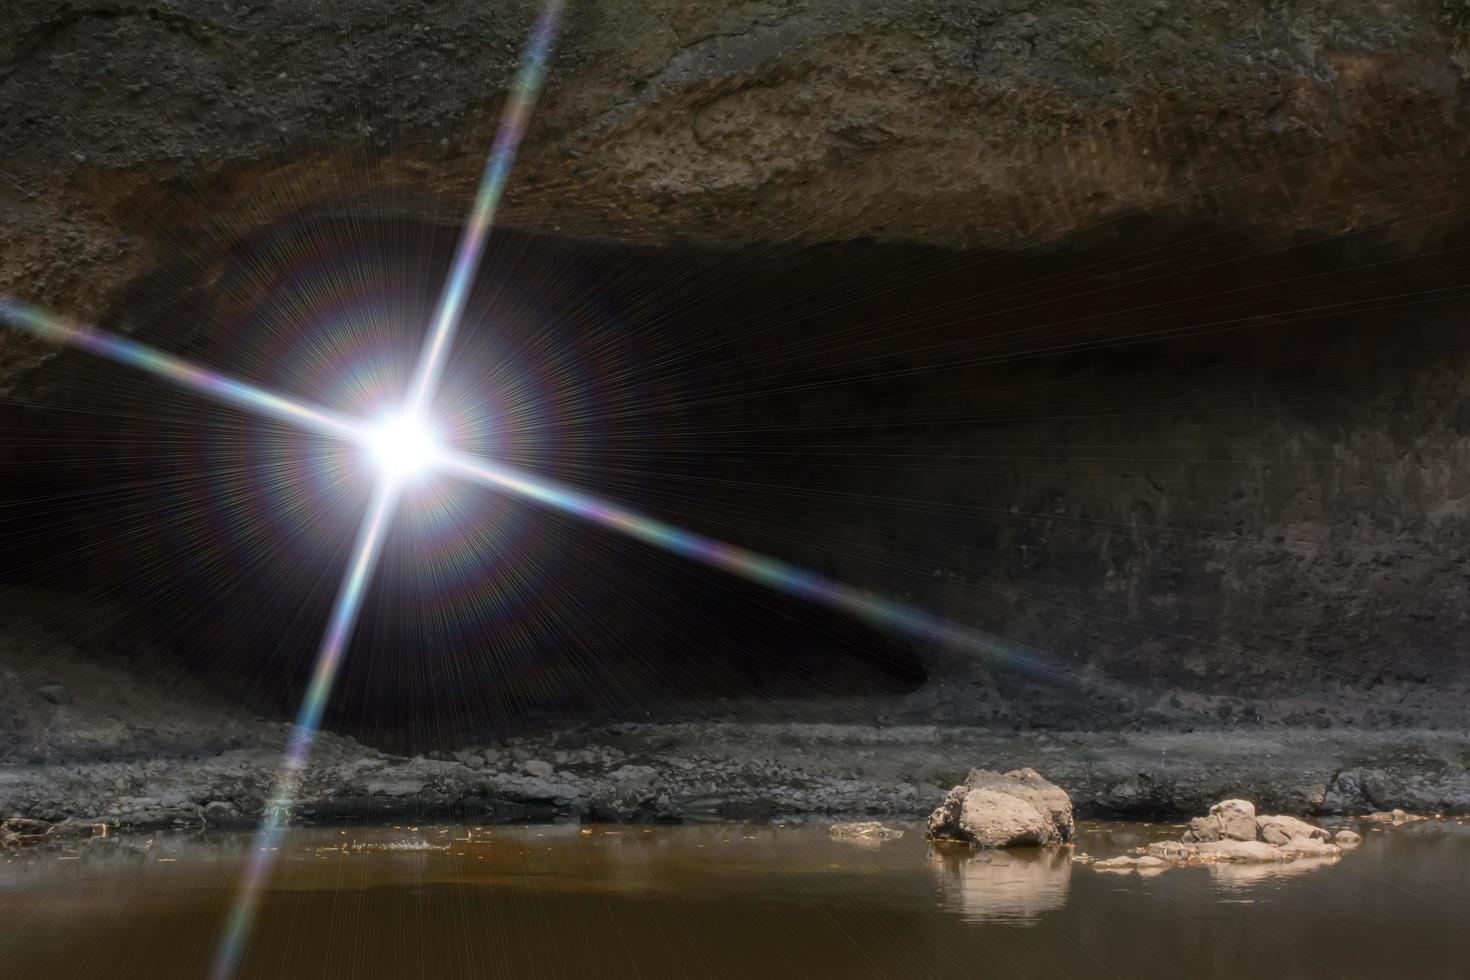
left=202, top=801, right=237, bottom=826
left=523, top=760, right=554, bottom=779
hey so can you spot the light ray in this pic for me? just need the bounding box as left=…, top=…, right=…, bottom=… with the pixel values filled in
left=209, top=476, right=401, bottom=980
left=437, top=450, right=1115, bottom=694
left=211, top=4, right=564, bottom=972
left=0, top=295, right=363, bottom=441
left=407, top=0, right=564, bottom=411
left=2, top=290, right=1117, bottom=698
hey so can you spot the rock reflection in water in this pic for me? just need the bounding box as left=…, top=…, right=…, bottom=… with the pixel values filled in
left=1208, top=854, right=1341, bottom=892
left=928, top=845, right=1070, bottom=924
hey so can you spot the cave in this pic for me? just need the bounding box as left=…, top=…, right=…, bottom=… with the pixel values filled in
left=2, top=3, right=1468, bottom=978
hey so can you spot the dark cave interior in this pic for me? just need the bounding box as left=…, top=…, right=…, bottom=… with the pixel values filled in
left=3, top=210, right=1468, bottom=749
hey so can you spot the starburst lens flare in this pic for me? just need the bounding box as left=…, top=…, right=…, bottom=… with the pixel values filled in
left=366, top=411, right=441, bottom=482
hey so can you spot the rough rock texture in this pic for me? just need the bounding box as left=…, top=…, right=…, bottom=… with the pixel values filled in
left=926, top=767, right=1074, bottom=846
left=1211, top=799, right=1258, bottom=841
left=828, top=820, right=904, bottom=840
left=2, top=631, right=1468, bottom=828
left=1183, top=798, right=1257, bottom=842
left=1256, top=813, right=1332, bottom=845
left=2, top=3, right=1469, bottom=822
left=1191, top=838, right=1293, bottom=864
left=7, top=0, right=1470, bottom=340
left=1, top=4, right=1469, bottom=734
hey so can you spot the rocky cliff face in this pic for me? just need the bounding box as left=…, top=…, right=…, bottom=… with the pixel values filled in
left=1, top=2, right=1468, bottom=731
left=5, top=0, right=1470, bottom=326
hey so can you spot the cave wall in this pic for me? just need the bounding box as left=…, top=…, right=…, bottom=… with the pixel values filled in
left=4, top=216, right=1465, bottom=731
left=2, top=2, right=1469, bottom=729
left=5, top=0, right=1470, bottom=351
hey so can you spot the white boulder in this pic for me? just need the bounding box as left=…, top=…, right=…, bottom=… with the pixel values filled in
left=926, top=767, right=1074, bottom=848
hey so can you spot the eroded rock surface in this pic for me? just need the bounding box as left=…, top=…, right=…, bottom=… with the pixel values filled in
left=6, top=0, right=1470, bottom=334
left=926, top=767, right=1074, bottom=847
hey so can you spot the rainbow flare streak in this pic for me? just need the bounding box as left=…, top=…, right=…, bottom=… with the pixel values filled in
left=0, top=0, right=1115, bottom=964
left=409, top=0, right=564, bottom=410
left=1, top=292, right=1105, bottom=690
left=436, top=451, right=1091, bottom=687
left=208, top=1, right=564, bottom=976
left=0, top=295, right=362, bottom=441
left=208, top=478, right=400, bottom=980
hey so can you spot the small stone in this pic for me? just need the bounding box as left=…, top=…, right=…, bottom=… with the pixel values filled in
left=2, top=816, right=55, bottom=845
left=828, top=821, right=903, bottom=840
left=203, top=801, right=237, bottom=826
left=1092, top=855, right=1137, bottom=871
left=1145, top=840, right=1193, bottom=861
left=523, top=759, right=554, bottom=779
left=1334, top=829, right=1362, bottom=847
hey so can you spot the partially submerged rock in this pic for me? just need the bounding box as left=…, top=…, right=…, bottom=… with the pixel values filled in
left=828, top=821, right=904, bottom=841
left=926, top=768, right=1074, bottom=848
left=1256, top=814, right=1331, bottom=846
left=1191, top=839, right=1290, bottom=864
left=1144, top=840, right=1194, bottom=861
left=1095, top=799, right=1354, bottom=875
left=1365, top=809, right=1426, bottom=825
left=1093, top=854, right=1170, bottom=875
left=1334, top=829, right=1362, bottom=847
left=1278, top=837, right=1341, bottom=858
left=2, top=816, right=55, bottom=846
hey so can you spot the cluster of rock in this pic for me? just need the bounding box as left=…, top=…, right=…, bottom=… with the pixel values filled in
left=1090, top=798, right=1367, bottom=872
left=925, top=768, right=1074, bottom=848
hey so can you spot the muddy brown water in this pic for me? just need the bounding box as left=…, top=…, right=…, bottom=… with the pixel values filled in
left=1, top=819, right=1467, bottom=978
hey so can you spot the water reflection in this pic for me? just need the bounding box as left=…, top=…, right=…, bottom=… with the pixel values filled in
left=928, top=845, right=1071, bottom=924
left=1207, top=854, right=1340, bottom=892
left=4, top=821, right=1465, bottom=980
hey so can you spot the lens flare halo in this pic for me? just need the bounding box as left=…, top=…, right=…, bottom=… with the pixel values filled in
left=365, top=410, right=441, bottom=483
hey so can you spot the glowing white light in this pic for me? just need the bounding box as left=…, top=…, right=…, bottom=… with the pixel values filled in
left=365, top=411, right=440, bottom=482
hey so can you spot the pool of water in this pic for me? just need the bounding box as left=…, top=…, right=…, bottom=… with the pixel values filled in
left=2, top=819, right=1467, bottom=978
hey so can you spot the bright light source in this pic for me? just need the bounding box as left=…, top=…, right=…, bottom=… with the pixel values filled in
left=365, top=411, right=440, bottom=482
